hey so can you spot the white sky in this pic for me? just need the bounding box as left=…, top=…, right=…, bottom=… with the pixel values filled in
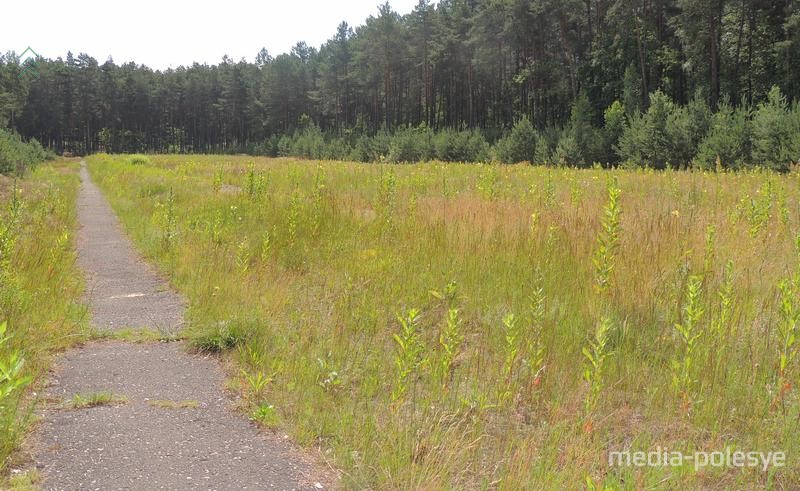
left=1, top=0, right=422, bottom=69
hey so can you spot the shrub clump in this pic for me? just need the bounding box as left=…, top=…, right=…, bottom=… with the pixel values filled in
left=433, top=129, right=489, bottom=163
left=493, top=117, right=537, bottom=164
left=388, top=126, right=434, bottom=163
left=694, top=101, right=751, bottom=170
left=750, top=86, right=799, bottom=171
left=0, top=129, right=52, bottom=175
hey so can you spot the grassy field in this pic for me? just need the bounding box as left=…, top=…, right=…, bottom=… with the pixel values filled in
left=0, top=161, right=86, bottom=477
left=86, top=154, right=800, bottom=489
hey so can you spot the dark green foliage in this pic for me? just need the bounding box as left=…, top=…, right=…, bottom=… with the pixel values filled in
left=751, top=87, right=798, bottom=171
left=794, top=103, right=800, bottom=163
left=602, top=101, right=626, bottom=165
left=253, top=127, right=490, bottom=164
left=617, top=92, right=710, bottom=169
left=534, top=137, right=553, bottom=165
left=288, top=124, right=326, bottom=159
left=665, top=97, right=711, bottom=168
left=433, top=129, right=489, bottom=163
left=349, top=133, right=391, bottom=163
left=622, top=65, right=643, bottom=116
left=567, top=93, right=599, bottom=166
left=533, top=126, right=561, bottom=165
left=553, top=132, right=581, bottom=166
left=248, top=126, right=490, bottom=164
left=388, top=127, right=434, bottom=163
left=493, top=117, right=537, bottom=164
left=618, top=91, right=674, bottom=168
left=269, top=124, right=352, bottom=161
left=695, top=102, right=751, bottom=170
left=0, top=128, right=52, bottom=175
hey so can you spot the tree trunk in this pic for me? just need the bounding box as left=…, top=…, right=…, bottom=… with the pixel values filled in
left=708, top=6, right=721, bottom=109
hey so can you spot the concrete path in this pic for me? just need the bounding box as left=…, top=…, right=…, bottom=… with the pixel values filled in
left=74, top=163, right=183, bottom=333
left=31, top=163, right=326, bottom=490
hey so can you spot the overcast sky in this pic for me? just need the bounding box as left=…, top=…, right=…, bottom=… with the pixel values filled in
left=2, top=0, right=422, bottom=69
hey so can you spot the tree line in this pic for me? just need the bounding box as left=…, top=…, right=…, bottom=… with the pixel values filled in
left=0, top=0, right=799, bottom=168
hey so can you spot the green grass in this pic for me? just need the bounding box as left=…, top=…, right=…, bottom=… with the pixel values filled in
left=87, top=153, right=800, bottom=488
left=148, top=399, right=199, bottom=409
left=87, top=327, right=181, bottom=343
left=68, top=391, right=128, bottom=409
left=0, top=161, right=86, bottom=475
